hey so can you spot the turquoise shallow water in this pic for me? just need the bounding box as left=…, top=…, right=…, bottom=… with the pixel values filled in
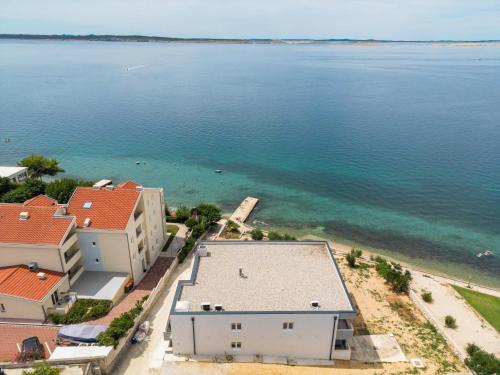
left=1, top=40, right=499, bottom=286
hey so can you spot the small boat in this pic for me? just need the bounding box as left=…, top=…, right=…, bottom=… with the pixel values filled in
left=214, top=169, right=223, bottom=174
left=476, top=250, right=493, bottom=258
left=135, top=161, right=141, bottom=165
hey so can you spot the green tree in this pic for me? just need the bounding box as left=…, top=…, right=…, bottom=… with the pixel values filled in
left=22, top=362, right=61, bottom=375
left=175, top=205, right=191, bottom=222
left=268, top=231, right=296, bottom=241
left=445, top=315, right=457, bottom=328
left=45, top=178, right=93, bottom=203
left=250, top=228, right=264, bottom=240
left=1, top=179, right=47, bottom=203
left=345, top=248, right=363, bottom=268
left=465, top=343, right=500, bottom=375
left=19, top=154, right=64, bottom=178
left=0, top=176, right=15, bottom=196
left=195, top=203, right=222, bottom=225
left=421, top=291, right=433, bottom=303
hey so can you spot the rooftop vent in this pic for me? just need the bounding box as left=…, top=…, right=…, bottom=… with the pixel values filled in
left=19, top=211, right=29, bottom=220
left=36, top=272, right=47, bottom=280
left=83, top=217, right=92, bottom=227
left=28, top=262, right=38, bottom=272
left=311, top=301, right=320, bottom=309
left=201, top=302, right=211, bottom=311
left=198, top=245, right=208, bottom=257
left=214, top=304, right=223, bottom=312
left=82, top=201, right=92, bottom=209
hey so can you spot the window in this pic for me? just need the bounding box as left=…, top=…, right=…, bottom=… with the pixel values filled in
left=51, top=291, right=59, bottom=305
left=231, top=323, right=242, bottom=331
left=0, top=303, right=5, bottom=312
left=283, top=322, right=294, bottom=330
left=231, top=342, right=241, bottom=350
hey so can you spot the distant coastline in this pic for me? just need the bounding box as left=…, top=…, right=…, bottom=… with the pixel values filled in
left=1, top=33, right=500, bottom=45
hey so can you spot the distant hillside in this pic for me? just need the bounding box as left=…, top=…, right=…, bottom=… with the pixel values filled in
left=1, top=34, right=499, bottom=45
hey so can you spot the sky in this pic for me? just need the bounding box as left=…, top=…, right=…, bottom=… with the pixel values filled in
left=1, top=0, right=499, bottom=40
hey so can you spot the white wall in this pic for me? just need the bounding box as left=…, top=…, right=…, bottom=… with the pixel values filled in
left=171, top=313, right=343, bottom=360
left=0, top=245, right=63, bottom=272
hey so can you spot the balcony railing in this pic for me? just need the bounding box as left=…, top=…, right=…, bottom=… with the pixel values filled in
left=69, top=264, right=84, bottom=285
left=46, top=292, right=77, bottom=315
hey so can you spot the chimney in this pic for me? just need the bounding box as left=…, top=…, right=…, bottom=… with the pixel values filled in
left=19, top=212, right=29, bottom=220
left=83, top=217, right=91, bottom=227
left=36, top=272, right=47, bottom=280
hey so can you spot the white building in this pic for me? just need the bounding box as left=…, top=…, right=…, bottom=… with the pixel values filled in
left=168, top=241, right=356, bottom=362
left=0, top=166, right=29, bottom=182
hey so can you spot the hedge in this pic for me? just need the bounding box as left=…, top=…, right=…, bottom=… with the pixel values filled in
left=48, top=299, right=112, bottom=324
left=96, top=295, right=148, bottom=347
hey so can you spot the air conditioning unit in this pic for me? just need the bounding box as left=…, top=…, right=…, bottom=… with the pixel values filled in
left=19, top=212, right=29, bottom=220
left=197, top=245, right=208, bottom=257
left=201, top=302, right=211, bottom=311
left=28, top=262, right=38, bottom=272
left=214, top=304, right=223, bottom=312
left=311, top=301, right=320, bottom=308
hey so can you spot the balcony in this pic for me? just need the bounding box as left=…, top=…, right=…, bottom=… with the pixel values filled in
left=61, top=232, right=78, bottom=254
left=68, top=264, right=84, bottom=285
left=63, top=246, right=82, bottom=272
left=336, top=319, right=354, bottom=340
left=138, top=240, right=145, bottom=254
left=134, top=211, right=144, bottom=222
left=46, top=292, right=77, bottom=315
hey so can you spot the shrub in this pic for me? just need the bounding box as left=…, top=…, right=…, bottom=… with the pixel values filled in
left=0, top=176, right=15, bottom=196
left=226, top=220, right=240, bottom=233
left=177, top=236, right=196, bottom=263
left=16, top=348, right=44, bottom=363
left=45, top=178, right=93, bottom=203
left=47, top=299, right=112, bottom=324
left=465, top=343, right=500, bottom=375
left=22, top=362, right=61, bottom=375
left=268, top=231, right=296, bottom=241
left=422, top=291, right=433, bottom=303
left=191, top=223, right=206, bottom=239
left=345, top=248, right=363, bottom=268
left=195, top=203, right=221, bottom=225
left=185, top=217, right=198, bottom=229
left=96, top=296, right=148, bottom=347
left=250, top=228, right=264, bottom=240
left=445, top=315, right=457, bottom=328
left=175, top=205, right=191, bottom=222
left=1, top=178, right=47, bottom=203
left=374, top=257, right=412, bottom=294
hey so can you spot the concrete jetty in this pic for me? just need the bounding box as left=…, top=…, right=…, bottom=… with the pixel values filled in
left=229, top=197, right=259, bottom=226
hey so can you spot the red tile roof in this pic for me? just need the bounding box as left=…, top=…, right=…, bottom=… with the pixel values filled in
left=66, top=186, right=140, bottom=230
left=0, top=205, right=74, bottom=245
left=116, top=181, right=141, bottom=189
left=0, top=265, right=64, bottom=301
left=23, top=194, right=58, bottom=207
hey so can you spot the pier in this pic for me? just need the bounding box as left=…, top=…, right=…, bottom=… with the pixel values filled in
left=229, top=197, right=259, bottom=227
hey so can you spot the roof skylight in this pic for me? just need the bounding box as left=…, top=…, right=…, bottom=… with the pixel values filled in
left=82, top=201, right=93, bottom=209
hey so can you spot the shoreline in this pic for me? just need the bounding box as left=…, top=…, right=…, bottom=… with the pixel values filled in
left=240, top=218, right=500, bottom=291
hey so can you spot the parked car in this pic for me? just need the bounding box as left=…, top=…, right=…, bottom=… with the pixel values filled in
left=18, top=336, right=44, bottom=361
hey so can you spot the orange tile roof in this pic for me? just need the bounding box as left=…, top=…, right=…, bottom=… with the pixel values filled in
left=66, top=187, right=140, bottom=230
left=0, top=265, right=64, bottom=301
left=116, top=181, right=141, bottom=189
left=0, top=205, right=74, bottom=245
left=23, top=194, right=58, bottom=207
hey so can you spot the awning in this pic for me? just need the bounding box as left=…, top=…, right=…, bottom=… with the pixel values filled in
left=58, top=324, right=107, bottom=343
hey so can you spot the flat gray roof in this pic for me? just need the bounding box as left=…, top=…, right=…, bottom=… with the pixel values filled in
left=178, top=241, right=354, bottom=313
left=70, top=271, right=129, bottom=301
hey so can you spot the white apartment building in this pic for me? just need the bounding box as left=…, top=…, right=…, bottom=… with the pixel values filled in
left=0, top=166, right=29, bottom=183
left=168, top=241, right=356, bottom=362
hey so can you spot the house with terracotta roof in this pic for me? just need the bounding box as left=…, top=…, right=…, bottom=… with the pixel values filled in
left=0, top=265, right=70, bottom=321
left=0, top=204, right=84, bottom=287
left=65, top=180, right=167, bottom=288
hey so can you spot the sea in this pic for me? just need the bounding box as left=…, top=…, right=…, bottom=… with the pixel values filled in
left=1, top=40, right=499, bottom=287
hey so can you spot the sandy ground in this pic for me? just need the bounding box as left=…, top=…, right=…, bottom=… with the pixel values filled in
left=114, top=247, right=465, bottom=375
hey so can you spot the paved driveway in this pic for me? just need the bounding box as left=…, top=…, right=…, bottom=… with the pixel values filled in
left=0, top=324, right=59, bottom=362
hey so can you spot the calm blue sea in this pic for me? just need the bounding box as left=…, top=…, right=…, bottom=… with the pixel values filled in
left=1, top=40, right=499, bottom=286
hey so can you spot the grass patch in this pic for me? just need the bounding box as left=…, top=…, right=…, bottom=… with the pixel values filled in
left=452, top=285, right=500, bottom=331
left=162, top=225, right=179, bottom=252
left=48, top=299, right=112, bottom=324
